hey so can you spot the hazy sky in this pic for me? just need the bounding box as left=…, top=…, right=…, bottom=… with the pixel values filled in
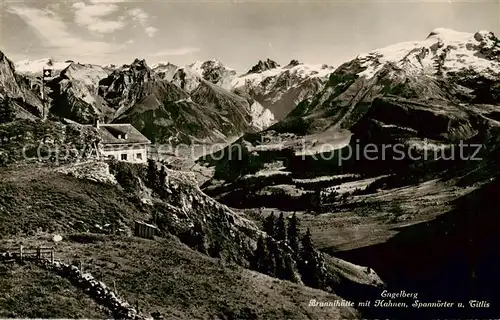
left=1, top=0, right=499, bottom=72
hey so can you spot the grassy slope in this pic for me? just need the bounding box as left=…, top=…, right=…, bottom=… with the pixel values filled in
left=0, top=263, right=108, bottom=318
left=0, top=164, right=147, bottom=237
left=1, top=234, right=359, bottom=320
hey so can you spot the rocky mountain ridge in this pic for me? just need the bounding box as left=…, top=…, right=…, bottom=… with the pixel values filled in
left=0, top=51, right=44, bottom=119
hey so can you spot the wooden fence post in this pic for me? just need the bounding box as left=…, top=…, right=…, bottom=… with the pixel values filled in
left=20, top=245, right=23, bottom=261
left=50, top=249, right=54, bottom=263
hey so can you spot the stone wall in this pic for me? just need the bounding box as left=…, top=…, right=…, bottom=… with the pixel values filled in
left=0, top=252, right=149, bottom=320
left=37, top=259, right=148, bottom=320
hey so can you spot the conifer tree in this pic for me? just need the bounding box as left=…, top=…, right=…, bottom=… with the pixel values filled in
left=158, top=165, right=167, bottom=187
left=301, top=228, right=314, bottom=257
left=287, top=212, right=299, bottom=254
left=265, top=236, right=277, bottom=276
left=253, top=235, right=269, bottom=273
left=147, top=158, right=157, bottom=188
left=275, top=212, right=286, bottom=242
left=263, top=213, right=275, bottom=237
left=299, top=228, right=323, bottom=288
left=281, top=254, right=296, bottom=281
left=311, top=189, right=322, bottom=213
left=274, top=251, right=284, bottom=279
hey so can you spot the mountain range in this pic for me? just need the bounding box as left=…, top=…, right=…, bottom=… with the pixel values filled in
left=2, top=27, right=499, bottom=149
left=5, top=53, right=337, bottom=144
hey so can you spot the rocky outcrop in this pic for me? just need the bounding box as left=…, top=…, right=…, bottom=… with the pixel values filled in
left=284, top=59, right=301, bottom=68
left=99, top=59, right=162, bottom=117
left=170, top=67, right=201, bottom=93
left=0, top=51, right=44, bottom=118
left=190, top=79, right=271, bottom=133
left=56, top=161, right=118, bottom=185
left=113, top=82, right=255, bottom=145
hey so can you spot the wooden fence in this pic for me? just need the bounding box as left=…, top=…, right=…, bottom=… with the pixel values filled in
left=0, top=245, right=55, bottom=263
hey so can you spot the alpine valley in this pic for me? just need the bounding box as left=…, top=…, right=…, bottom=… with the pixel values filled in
left=1, top=27, right=500, bottom=320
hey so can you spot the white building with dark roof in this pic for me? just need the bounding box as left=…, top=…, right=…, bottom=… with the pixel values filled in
left=96, top=121, right=151, bottom=163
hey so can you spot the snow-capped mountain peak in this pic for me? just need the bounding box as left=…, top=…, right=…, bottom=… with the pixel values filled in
left=357, top=28, right=500, bottom=79
left=152, top=62, right=179, bottom=82
left=130, top=58, right=150, bottom=70
left=61, top=62, right=110, bottom=87
left=232, top=60, right=335, bottom=119
left=232, top=61, right=335, bottom=89
left=284, top=59, right=302, bottom=69
left=246, top=58, right=280, bottom=74
left=426, top=27, right=475, bottom=42
left=188, top=59, right=235, bottom=74
left=14, top=58, right=71, bottom=75
left=171, top=59, right=237, bottom=91
left=152, top=61, right=177, bottom=69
